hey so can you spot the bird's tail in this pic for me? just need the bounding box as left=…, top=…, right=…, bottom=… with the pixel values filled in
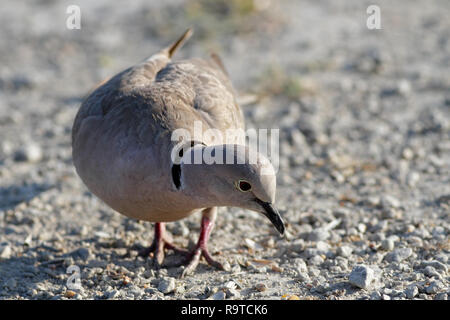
left=164, top=28, right=193, bottom=58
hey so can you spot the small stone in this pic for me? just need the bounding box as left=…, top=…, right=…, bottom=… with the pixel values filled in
left=211, top=291, right=226, bottom=300
left=406, top=172, right=420, bottom=187
left=171, top=221, right=189, bottom=237
left=434, top=253, right=448, bottom=264
left=23, top=234, right=33, bottom=246
left=348, top=265, right=376, bottom=289
left=421, top=260, right=448, bottom=273
left=381, top=195, right=401, bottom=208
left=397, top=80, right=411, bottom=95
left=271, top=264, right=283, bottom=272
left=297, top=272, right=310, bottom=282
left=402, top=148, right=414, bottom=160
left=94, top=231, right=111, bottom=238
left=425, top=281, right=444, bottom=294
left=71, top=247, right=91, bottom=261
left=0, top=244, right=12, bottom=259
left=225, top=288, right=240, bottom=298
left=128, top=286, right=144, bottom=297
left=290, top=239, right=306, bottom=252
left=384, top=248, right=413, bottom=263
left=357, top=224, right=367, bottom=233
left=308, top=255, right=324, bottom=266
left=316, top=241, right=330, bottom=252
left=404, top=285, right=418, bottom=299
left=244, top=238, right=263, bottom=251
left=337, top=246, right=353, bottom=258
left=79, top=225, right=89, bottom=236
left=157, top=277, right=176, bottom=294
left=381, top=208, right=403, bottom=219
left=14, top=143, right=43, bottom=163
left=4, top=278, right=17, bottom=289
left=107, top=290, right=119, bottom=299
left=64, top=290, right=77, bottom=298
left=435, top=293, right=447, bottom=300
left=370, top=291, right=382, bottom=300
left=308, top=229, right=330, bottom=241
left=381, top=239, right=395, bottom=251
left=255, top=283, right=267, bottom=292
left=295, top=259, right=308, bottom=274
left=423, top=266, right=442, bottom=279
left=175, top=285, right=186, bottom=294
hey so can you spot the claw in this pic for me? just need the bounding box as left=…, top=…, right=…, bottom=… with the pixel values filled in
left=139, top=210, right=226, bottom=276
left=138, top=222, right=186, bottom=268
left=180, top=246, right=225, bottom=278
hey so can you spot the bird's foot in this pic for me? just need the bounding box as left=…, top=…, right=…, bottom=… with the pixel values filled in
left=138, top=223, right=187, bottom=268
left=180, top=244, right=226, bottom=278
left=138, top=238, right=187, bottom=267
left=179, top=214, right=228, bottom=278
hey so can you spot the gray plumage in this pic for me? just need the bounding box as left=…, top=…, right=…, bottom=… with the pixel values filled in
left=72, top=29, right=284, bottom=275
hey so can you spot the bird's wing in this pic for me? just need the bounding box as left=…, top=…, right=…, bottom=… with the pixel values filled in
left=153, top=57, right=245, bottom=136
left=72, top=29, right=192, bottom=141
left=73, top=28, right=244, bottom=150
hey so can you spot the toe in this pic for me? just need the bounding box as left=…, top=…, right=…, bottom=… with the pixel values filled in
left=180, top=249, right=202, bottom=278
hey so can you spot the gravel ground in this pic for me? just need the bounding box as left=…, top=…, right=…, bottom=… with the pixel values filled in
left=0, top=0, right=449, bottom=300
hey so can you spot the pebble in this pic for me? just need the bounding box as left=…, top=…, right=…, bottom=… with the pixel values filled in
left=406, top=172, right=420, bottom=187
left=425, top=281, right=444, bottom=294
left=308, top=255, right=324, bottom=266
left=171, top=221, right=189, bottom=237
left=295, top=259, right=308, bottom=274
left=381, top=239, right=395, bottom=251
left=157, top=277, right=176, bottom=294
left=423, top=266, right=442, bottom=279
left=210, top=291, right=226, bottom=300
left=225, top=288, right=240, bottom=298
left=64, top=290, right=77, bottom=298
left=308, top=229, right=330, bottom=241
left=337, top=246, right=353, bottom=258
left=384, top=248, right=413, bottom=263
left=4, top=278, right=17, bottom=289
left=14, top=143, right=43, bottom=162
left=381, top=195, right=401, bottom=208
left=404, top=285, right=418, bottom=299
left=348, top=265, right=377, bottom=289
left=422, top=260, right=448, bottom=273
left=244, top=238, right=263, bottom=251
left=434, top=293, right=447, bottom=300
left=71, top=247, right=91, bottom=261
left=255, top=283, right=267, bottom=292
left=0, top=244, right=12, bottom=259
left=434, top=254, right=448, bottom=264
left=316, top=241, right=330, bottom=252
left=290, top=239, right=306, bottom=252
left=107, top=290, right=119, bottom=299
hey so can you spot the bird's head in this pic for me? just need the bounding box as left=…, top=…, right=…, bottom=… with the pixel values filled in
left=177, top=144, right=285, bottom=235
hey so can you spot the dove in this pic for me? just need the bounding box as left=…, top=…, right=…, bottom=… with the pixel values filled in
left=72, top=29, right=284, bottom=277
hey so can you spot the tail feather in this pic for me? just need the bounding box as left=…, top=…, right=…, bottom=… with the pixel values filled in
left=165, top=28, right=193, bottom=58
left=210, top=52, right=228, bottom=75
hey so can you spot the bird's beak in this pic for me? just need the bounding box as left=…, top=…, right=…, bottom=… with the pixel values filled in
left=254, top=198, right=285, bottom=235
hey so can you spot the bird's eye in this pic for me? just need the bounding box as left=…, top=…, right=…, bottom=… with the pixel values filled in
left=236, top=180, right=252, bottom=192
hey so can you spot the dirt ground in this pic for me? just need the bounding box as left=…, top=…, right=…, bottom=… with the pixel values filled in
left=0, top=0, right=449, bottom=300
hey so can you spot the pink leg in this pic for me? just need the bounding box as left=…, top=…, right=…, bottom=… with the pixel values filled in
left=181, top=208, right=226, bottom=277
left=139, top=222, right=187, bottom=268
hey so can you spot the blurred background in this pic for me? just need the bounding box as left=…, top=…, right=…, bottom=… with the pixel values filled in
left=0, top=0, right=448, bottom=300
